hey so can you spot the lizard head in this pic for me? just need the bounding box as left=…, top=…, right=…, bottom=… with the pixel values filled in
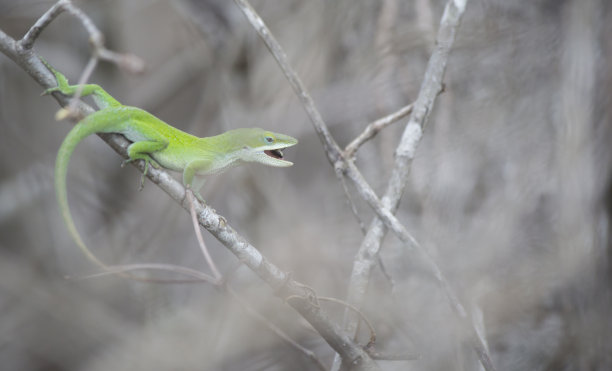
left=223, top=128, right=298, bottom=167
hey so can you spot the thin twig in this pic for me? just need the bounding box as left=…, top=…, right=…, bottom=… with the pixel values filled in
left=58, top=0, right=144, bottom=72
left=226, top=286, right=328, bottom=371
left=19, top=0, right=68, bottom=49
left=343, top=161, right=495, bottom=369
left=18, top=0, right=144, bottom=73
left=186, top=191, right=328, bottom=370
left=344, top=103, right=414, bottom=159
left=334, top=162, right=367, bottom=234
left=187, top=189, right=223, bottom=281
left=63, top=1, right=104, bottom=48
left=60, top=55, right=98, bottom=118
left=74, top=263, right=217, bottom=283
left=365, top=348, right=420, bottom=361
left=316, top=297, right=376, bottom=347
left=98, top=49, right=145, bottom=73
left=376, top=255, right=397, bottom=291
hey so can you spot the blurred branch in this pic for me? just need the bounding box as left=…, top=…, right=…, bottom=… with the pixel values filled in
left=226, top=286, right=328, bottom=371
left=232, top=0, right=495, bottom=370
left=88, top=195, right=331, bottom=370
left=79, top=263, right=217, bottom=283
left=19, top=0, right=144, bottom=73
left=341, top=0, right=498, bottom=369
left=187, top=192, right=328, bottom=371
left=341, top=0, right=497, bottom=368
left=0, top=5, right=379, bottom=370
left=344, top=102, right=414, bottom=159
left=316, top=297, right=376, bottom=348
left=335, top=163, right=367, bottom=234
left=366, top=348, right=420, bottom=361
left=19, top=0, right=68, bottom=50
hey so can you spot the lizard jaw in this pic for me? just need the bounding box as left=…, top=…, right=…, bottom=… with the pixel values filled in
left=257, top=145, right=293, bottom=167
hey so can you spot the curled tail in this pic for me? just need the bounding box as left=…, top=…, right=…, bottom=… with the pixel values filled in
left=55, top=119, right=111, bottom=271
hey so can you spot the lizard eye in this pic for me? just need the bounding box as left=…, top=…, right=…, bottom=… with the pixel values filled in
left=265, top=136, right=274, bottom=143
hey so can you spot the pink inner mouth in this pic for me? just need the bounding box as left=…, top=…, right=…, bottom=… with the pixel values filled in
left=265, top=149, right=283, bottom=159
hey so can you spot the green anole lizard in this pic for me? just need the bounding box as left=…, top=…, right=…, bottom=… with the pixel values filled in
left=42, top=60, right=298, bottom=269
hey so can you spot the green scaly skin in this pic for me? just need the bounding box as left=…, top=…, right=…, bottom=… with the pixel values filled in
left=42, top=59, right=298, bottom=270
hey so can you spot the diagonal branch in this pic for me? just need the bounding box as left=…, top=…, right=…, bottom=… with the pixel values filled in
left=340, top=0, right=470, bottom=353
left=226, top=286, right=329, bottom=371
left=340, top=0, right=496, bottom=369
left=233, top=0, right=343, bottom=165
left=20, top=0, right=72, bottom=50
left=186, top=192, right=328, bottom=371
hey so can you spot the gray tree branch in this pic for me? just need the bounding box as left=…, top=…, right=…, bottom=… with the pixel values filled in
left=344, top=102, right=414, bottom=159
left=339, top=0, right=495, bottom=369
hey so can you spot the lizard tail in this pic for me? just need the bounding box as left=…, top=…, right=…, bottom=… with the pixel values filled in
left=55, top=118, right=112, bottom=271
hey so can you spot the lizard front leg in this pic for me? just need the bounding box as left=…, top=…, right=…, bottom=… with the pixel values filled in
left=123, top=139, right=168, bottom=190
left=183, top=160, right=214, bottom=203
left=41, top=58, right=121, bottom=109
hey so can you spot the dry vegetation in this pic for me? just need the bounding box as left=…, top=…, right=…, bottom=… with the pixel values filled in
left=0, top=0, right=611, bottom=370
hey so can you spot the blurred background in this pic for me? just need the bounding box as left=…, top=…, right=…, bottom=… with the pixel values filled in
left=1, top=0, right=611, bottom=370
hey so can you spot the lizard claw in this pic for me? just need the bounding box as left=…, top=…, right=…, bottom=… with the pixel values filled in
left=41, top=87, right=58, bottom=96
left=194, top=191, right=206, bottom=204
left=138, top=175, right=145, bottom=191
left=138, top=160, right=149, bottom=191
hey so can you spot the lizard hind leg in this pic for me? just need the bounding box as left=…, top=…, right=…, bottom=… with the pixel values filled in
left=191, top=176, right=207, bottom=203
left=124, top=140, right=167, bottom=190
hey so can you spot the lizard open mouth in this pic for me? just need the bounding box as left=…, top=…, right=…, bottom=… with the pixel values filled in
left=264, top=149, right=284, bottom=159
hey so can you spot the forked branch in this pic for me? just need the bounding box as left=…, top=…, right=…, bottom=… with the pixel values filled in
left=233, top=0, right=495, bottom=370
left=344, top=103, right=414, bottom=159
